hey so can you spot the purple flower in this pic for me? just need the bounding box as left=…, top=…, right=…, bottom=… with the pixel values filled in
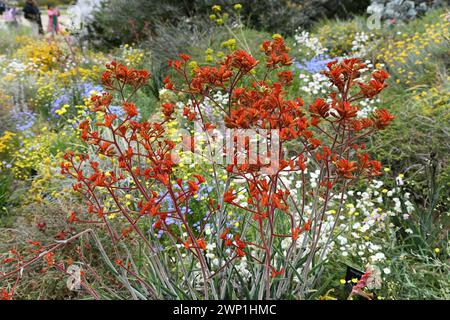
left=11, top=110, right=36, bottom=131
left=51, top=82, right=103, bottom=118
left=108, top=105, right=127, bottom=119
left=295, top=55, right=334, bottom=74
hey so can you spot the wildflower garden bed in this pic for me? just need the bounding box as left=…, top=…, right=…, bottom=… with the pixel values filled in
left=0, top=2, right=448, bottom=301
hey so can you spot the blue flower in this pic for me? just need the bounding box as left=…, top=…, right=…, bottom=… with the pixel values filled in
left=11, top=110, right=36, bottom=131
left=51, top=82, right=103, bottom=118
left=295, top=55, right=334, bottom=74
left=108, top=105, right=127, bottom=119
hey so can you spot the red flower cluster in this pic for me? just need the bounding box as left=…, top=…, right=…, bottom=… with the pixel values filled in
left=59, top=62, right=225, bottom=296
left=0, top=289, right=12, bottom=300
left=322, top=58, right=364, bottom=92
left=335, top=159, right=357, bottom=179
left=309, top=98, right=330, bottom=118
left=51, top=36, right=397, bottom=299
left=261, top=37, right=292, bottom=69
left=372, top=108, right=395, bottom=129
left=359, top=69, right=390, bottom=98
left=224, top=49, right=259, bottom=73
left=224, top=82, right=306, bottom=133
left=162, top=38, right=394, bottom=294
left=102, top=61, right=150, bottom=90
left=187, top=64, right=233, bottom=93
left=308, top=63, right=394, bottom=136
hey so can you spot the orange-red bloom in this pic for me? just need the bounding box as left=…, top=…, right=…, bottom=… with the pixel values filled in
left=122, top=102, right=139, bottom=118
left=335, top=159, right=357, bottom=179
left=225, top=50, right=259, bottom=73
left=223, top=190, right=236, bottom=203
left=261, top=37, right=292, bottom=68
left=309, top=98, right=330, bottom=118
left=372, top=109, right=395, bottom=129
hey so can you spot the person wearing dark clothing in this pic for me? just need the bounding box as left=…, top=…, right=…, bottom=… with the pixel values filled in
left=0, top=1, right=7, bottom=15
left=23, top=0, right=44, bottom=34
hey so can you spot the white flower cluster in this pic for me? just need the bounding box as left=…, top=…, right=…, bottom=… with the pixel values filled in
left=298, top=72, right=331, bottom=96
left=0, top=59, right=30, bottom=83
left=350, top=32, right=376, bottom=58
left=330, top=174, right=414, bottom=276
left=294, top=30, right=328, bottom=58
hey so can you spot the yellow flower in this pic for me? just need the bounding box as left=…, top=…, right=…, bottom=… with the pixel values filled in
left=434, top=248, right=440, bottom=254
left=188, top=60, right=199, bottom=71
left=221, top=38, right=237, bottom=50
left=212, top=5, right=221, bottom=12
left=339, top=279, right=346, bottom=285
left=272, top=34, right=282, bottom=39
left=108, top=213, right=117, bottom=220
left=55, top=108, right=67, bottom=116
left=234, top=3, right=242, bottom=11
left=216, top=18, right=223, bottom=26
left=0, top=131, right=16, bottom=154
left=209, top=14, right=216, bottom=21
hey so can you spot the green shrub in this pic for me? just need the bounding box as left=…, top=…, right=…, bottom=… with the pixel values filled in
left=0, top=174, right=11, bottom=215
left=86, top=0, right=371, bottom=47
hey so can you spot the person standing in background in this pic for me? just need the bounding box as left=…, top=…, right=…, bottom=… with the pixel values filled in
left=0, top=1, right=6, bottom=15
left=23, top=0, right=43, bottom=34
left=47, top=2, right=60, bottom=35
left=3, top=5, right=20, bottom=29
